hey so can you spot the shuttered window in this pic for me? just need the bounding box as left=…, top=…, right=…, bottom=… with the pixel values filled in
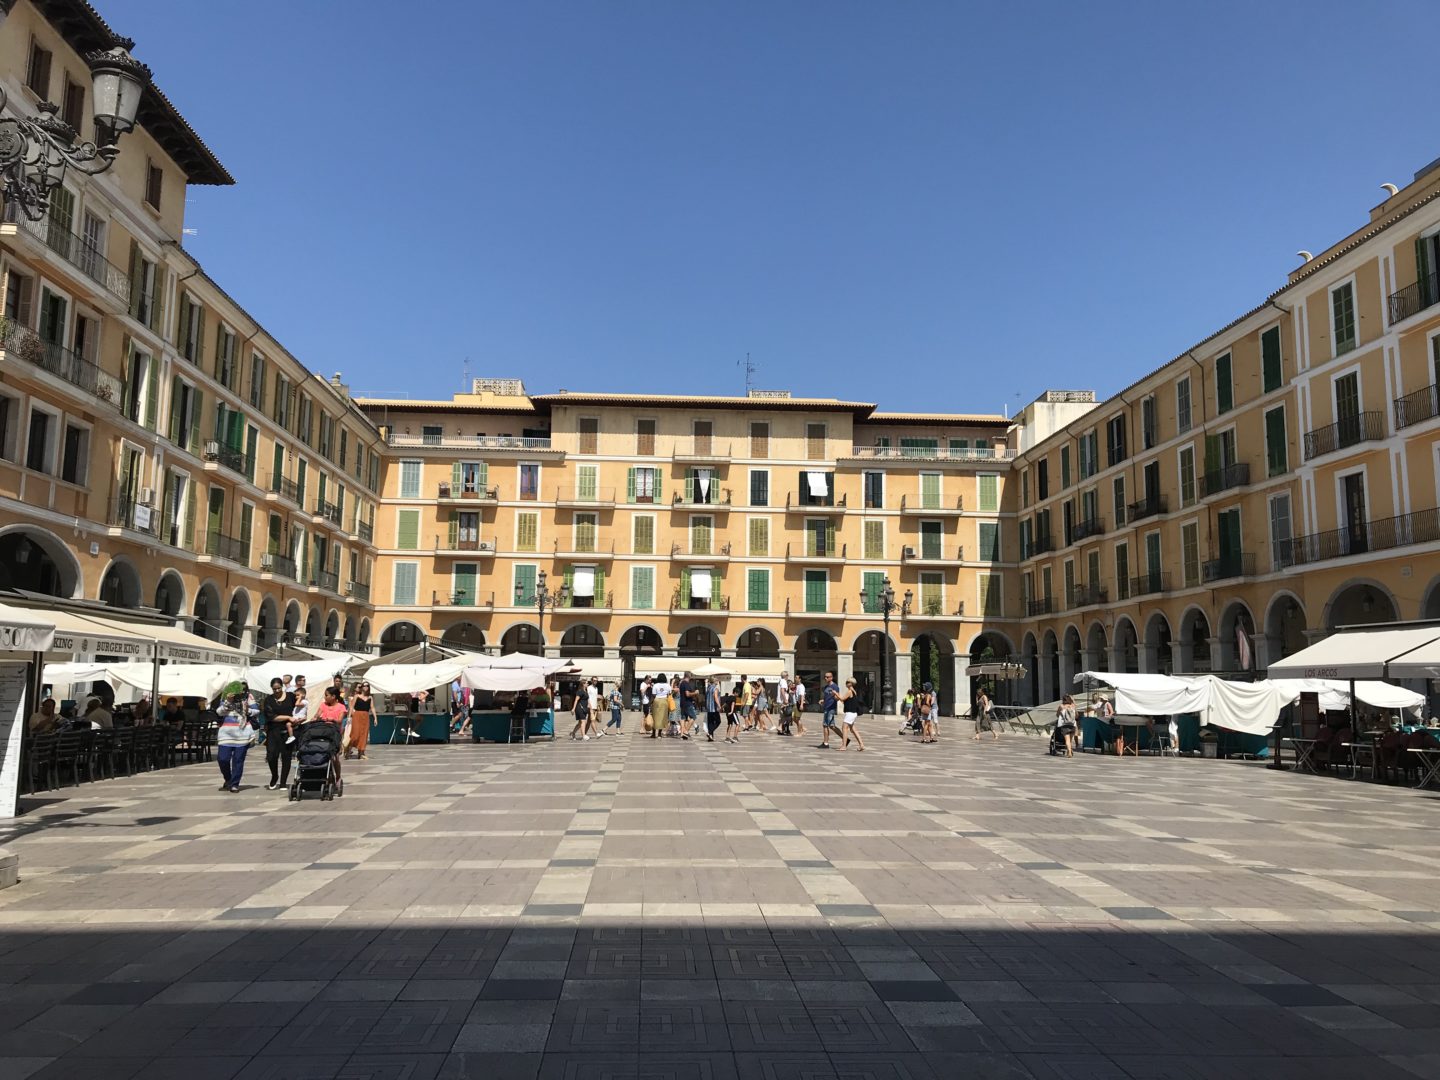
left=577, top=464, right=598, bottom=501
left=1265, top=406, right=1288, bottom=476
left=395, top=508, right=419, bottom=550
left=978, top=474, right=998, bottom=512
left=1179, top=446, right=1196, bottom=507
left=747, top=568, right=769, bottom=612
left=863, top=519, right=884, bottom=559
left=919, top=572, right=943, bottom=614
left=1181, top=523, right=1200, bottom=588
left=1215, top=353, right=1233, bottom=413
left=1332, top=282, right=1356, bottom=353
left=1261, top=326, right=1282, bottom=392
left=399, top=460, right=421, bottom=498
left=516, top=512, right=538, bottom=552
left=804, top=570, right=827, bottom=612
left=978, top=522, right=999, bottom=562
left=633, top=514, right=655, bottom=554
left=631, top=566, right=654, bottom=609
left=748, top=517, right=769, bottom=556
left=513, top=564, right=537, bottom=605
left=978, top=573, right=1001, bottom=616
left=861, top=571, right=885, bottom=613
left=392, top=561, right=418, bottom=605
left=920, top=472, right=941, bottom=509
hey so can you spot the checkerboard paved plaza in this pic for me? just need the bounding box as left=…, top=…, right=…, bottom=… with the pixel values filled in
left=4, top=724, right=1440, bottom=1079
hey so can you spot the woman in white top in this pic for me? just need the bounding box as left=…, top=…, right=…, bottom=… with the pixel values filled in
left=1056, top=694, right=1078, bottom=757
left=839, top=678, right=866, bottom=751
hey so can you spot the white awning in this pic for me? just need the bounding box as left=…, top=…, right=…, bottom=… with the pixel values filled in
left=0, top=602, right=54, bottom=653
left=1266, top=627, right=1440, bottom=680
left=691, top=569, right=713, bottom=599
left=39, top=609, right=245, bottom=664
left=1386, top=639, right=1440, bottom=680
left=805, top=471, right=828, bottom=498
left=566, top=658, right=623, bottom=681
left=633, top=659, right=683, bottom=677
left=104, top=662, right=247, bottom=700
left=727, top=659, right=787, bottom=678
left=365, top=660, right=470, bottom=695
left=572, top=567, right=596, bottom=598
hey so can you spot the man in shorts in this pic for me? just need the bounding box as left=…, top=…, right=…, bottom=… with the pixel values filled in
left=791, top=677, right=806, bottom=737
left=819, top=671, right=838, bottom=749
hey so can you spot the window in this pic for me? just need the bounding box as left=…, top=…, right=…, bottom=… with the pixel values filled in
left=577, top=464, right=598, bottom=501
left=1037, top=459, right=1049, bottom=499
left=685, top=467, right=718, bottom=505
left=1019, top=518, right=1032, bottom=560
left=129, top=249, right=158, bottom=328
left=73, top=311, right=97, bottom=363
left=750, top=422, right=769, bottom=458
left=1215, top=353, right=1233, bottom=413
left=687, top=567, right=715, bottom=609
left=1141, top=395, right=1157, bottom=449
left=392, top=562, right=418, bottom=606
left=567, top=565, right=601, bottom=608
left=863, top=519, right=884, bottom=559
left=60, top=421, right=87, bottom=484
left=633, top=514, right=655, bottom=554
left=163, top=471, right=191, bottom=549
left=1041, top=565, right=1053, bottom=604
left=920, top=472, right=941, bottom=509
left=806, top=423, right=826, bottom=460
left=1261, top=326, right=1282, bottom=392
left=628, top=466, right=660, bottom=503
left=863, top=471, right=883, bottom=509
left=144, top=160, right=163, bottom=211
left=919, top=572, right=943, bottom=614
left=684, top=515, right=710, bottom=555
left=977, top=473, right=998, bottom=512
left=398, top=460, right=421, bottom=498
left=1112, top=476, right=1126, bottom=526
left=1335, top=371, right=1361, bottom=443
left=1217, top=507, right=1242, bottom=578
left=1269, top=494, right=1293, bottom=569
left=1080, top=487, right=1098, bottom=525
left=422, top=424, right=441, bottom=445
left=978, top=521, right=999, bottom=562
left=318, top=412, right=334, bottom=460
left=861, top=571, right=885, bottom=613
left=1062, top=500, right=1074, bottom=547
left=747, top=517, right=769, bottom=556
left=805, top=517, right=834, bottom=558
left=747, top=568, right=769, bottom=612
left=804, top=569, right=828, bottom=612
left=451, top=511, right=480, bottom=548
left=1021, top=469, right=1030, bottom=508
left=295, top=459, right=307, bottom=505
left=516, top=511, right=538, bottom=552
left=79, top=211, right=105, bottom=282
left=1265, top=406, right=1288, bottom=476
left=1144, top=531, right=1162, bottom=582
left=635, top=418, right=655, bottom=455
left=575, top=513, right=598, bottom=553
left=168, top=377, right=201, bottom=452
left=749, top=469, right=769, bottom=507
left=578, top=418, right=598, bottom=454
left=297, top=396, right=313, bottom=446
left=1114, top=542, right=1129, bottom=600
left=1078, top=431, right=1098, bottom=479
left=273, top=375, right=292, bottom=428
left=1060, top=445, right=1072, bottom=488
left=216, top=326, right=238, bottom=391
left=519, top=463, right=539, bottom=500
left=799, top=469, right=834, bottom=506
left=1178, top=445, right=1196, bottom=507
left=1332, top=281, right=1357, bottom=355
left=631, top=566, right=655, bottom=609
left=1105, top=415, right=1127, bottom=466
left=0, top=392, right=16, bottom=461
left=61, top=75, right=84, bottom=131
left=26, top=38, right=52, bottom=98
left=978, top=573, right=1001, bottom=616
left=395, top=508, right=420, bottom=550
left=1086, top=549, right=1100, bottom=594
left=513, top=564, right=537, bottom=606
left=948, top=437, right=971, bottom=456
left=248, top=353, right=266, bottom=409
left=1181, top=522, right=1199, bottom=588
left=919, top=520, right=942, bottom=560
left=1176, top=376, right=1192, bottom=433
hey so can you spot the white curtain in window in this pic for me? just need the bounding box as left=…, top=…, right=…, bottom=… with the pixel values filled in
left=572, top=566, right=596, bottom=598
left=806, top=471, right=828, bottom=498
left=691, top=568, right=713, bottom=599
left=695, top=469, right=712, bottom=500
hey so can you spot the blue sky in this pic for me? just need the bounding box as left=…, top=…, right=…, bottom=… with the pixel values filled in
left=119, top=0, right=1440, bottom=413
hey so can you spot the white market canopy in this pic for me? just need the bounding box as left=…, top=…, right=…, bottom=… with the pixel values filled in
left=1266, top=625, right=1440, bottom=681
left=1077, top=671, right=1292, bottom=736
left=102, top=662, right=246, bottom=700
left=0, top=602, right=55, bottom=653
left=40, top=608, right=245, bottom=664
left=1385, top=638, right=1440, bottom=681
left=1270, top=678, right=1425, bottom=714
left=364, top=659, right=472, bottom=696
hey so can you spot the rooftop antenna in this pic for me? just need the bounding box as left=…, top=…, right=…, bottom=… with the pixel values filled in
left=462, top=356, right=470, bottom=391
left=739, top=352, right=756, bottom=395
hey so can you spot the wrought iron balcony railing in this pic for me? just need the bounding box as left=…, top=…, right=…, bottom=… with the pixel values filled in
left=260, top=551, right=298, bottom=580
left=1302, top=411, right=1384, bottom=460
left=346, top=580, right=371, bottom=603
left=15, top=213, right=132, bottom=305
left=1127, top=494, right=1168, bottom=521
left=1277, top=506, right=1440, bottom=568
left=1388, top=269, right=1440, bottom=323
left=1201, top=462, right=1250, bottom=497
left=311, top=570, right=340, bottom=593
left=205, top=441, right=254, bottom=477
left=1201, top=552, right=1255, bottom=583
left=2, top=319, right=122, bottom=408
left=1067, top=583, right=1109, bottom=608
left=1024, top=597, right=1054, bottom=617
left=1129, top=572, right=1171, bottom=597
left=1394, top=384, right=1440, bottom=429
left=206, top=531, right=250, bottom=565
left=107, top=496, right=158, bottom=539
left=1072, top=517, right=1105, bottom=542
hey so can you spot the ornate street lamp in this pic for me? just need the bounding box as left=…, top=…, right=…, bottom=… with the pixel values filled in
left=862, top=576, right=901, bottom=714
left=516, top=569, right=568, bottom=651
left=0, top=39, right=150, bottom=221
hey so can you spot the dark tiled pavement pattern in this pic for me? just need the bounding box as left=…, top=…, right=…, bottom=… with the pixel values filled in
left=2, top=721, right=1440, bottom=1077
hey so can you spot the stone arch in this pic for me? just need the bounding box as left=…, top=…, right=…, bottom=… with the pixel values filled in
left=1085, top=621, right=1108, bottom=673
left=154, top=571, right=186, bottom=619
left=1144, top=611, right=1173, bottom=674
left=968, top=631, right=1015, bottom=708
left=225, top=588, right=252, bottom=650
left=324, top=608, right=341, bottom=646
left=440, top=621, right=486, bottom=652
left=358, top=619, right=371, bottom=650
left=381, top=620, right=429, bottom=655
left=620, top=625, right=663, bottom=653
left=1043, top=629, right=1060, bottom=702
left=1324, top=579, right=1399, bottom=631
left=97, top=556, right=143, bottom=609
left=678, top=626, right=722, bottom=656
left=1217, top=600, right=1257, bottom=673
left=560, top=623, right=605, bottom=657
left=1423, top=577, right=1440, bottom=621
left=0, top=524, right=81, bottom=598
left=193, top=581, right=223, bottom=641
left=500, top=622, right=543, bottom=656
left=736, top=626, right=782, bottom=657
left=1263, top=591, right=1307, bottom=667
left=851, top=629, right=895, bottom=713
left=256, top=594, right=281, bottom=650
left=305, top=606, right=322, bottom=642
left=342, top=614, right=358, bottom=648
left=1113, top=616, right=1139, bottom=674
left=1020, top=633, right=1039, bottom=706
left=1062, top=624, right=1082, bottom=695
left=1178, top=605, right=1212, bottom=673
left=910, top=631, right=955, bottom=716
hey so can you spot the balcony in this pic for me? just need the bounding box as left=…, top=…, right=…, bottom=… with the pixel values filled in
left=311, top=570, right=340, bottom=593
left=437, top=536, right=497, bottom=555
left=1, top=319, right=123, bottom=409
left=8, top=213, right=132, bottom=305
left=1025, top=597, right=1054, bottom=617
left=1127, top=494, right=1168, bottom=521
left=784, top=597, right=848, bottom=619
left=1129, top=572, right=1171, bottom=597
left=387, top=433, right=557, bottom=454
left=346, top=580, right=371, bottom=603
left=552, top=538, right=617, bottom=560
left=901, top=544, right=959, bottom=566
left=554, top=487, right=616, bottom=509
left=898, top=494, right=965, bottom=516
left=437, top=481, right=498, bottom=502
left=314, top=499, right=343, bottom=526
left=1201, top=462, right=1250, bottom=498
left=785, top=541, right=845, bottom=564
left=1395, top=384, right=1440, bottom=429
left=673, top=439, right=731, bottom=463
left=558, top=592, right=614, bottom=612
left=205, top=531, right=250, bottom=566
left=260, top=552, right=298, bottom=580
left=670, top=591, right=729, bottom=613
left=431, top=588, right=495, bottom=608
left=903, top=598, right=966, bottom=621
left=204, top=441, right=254, bottom=478
left=356, top=520, right=374, bottom=543
left=1024, top=533, right=1055, bottom=558
left=1067, top=583, right=1109, bottom=608
left=843, top=445, right=1016, bottom=463
left=106, top=496, right=158, bottom=540
left=1388, top=269, right=1440, bottom=324
left=1302, top=411, right=1384, bottom=460
left=269, top=472, right=302, bottom=507
left=786, top=493, right=848, bottom=513
left=1278, top=506, right=1440, bottom=568
left=1072, top=517, right=1105, bottom=542
left=1201, top=552, right=1255, bottom=583
left=671, top=489, right=732, bottom=511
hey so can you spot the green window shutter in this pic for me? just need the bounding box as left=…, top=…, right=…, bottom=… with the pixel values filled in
left=176, top=294, right=191, bottom=357
left=150, top=270, right=164, bottom=334
left=447, top=510, right=458, bottom=547
left=825, top=522, right=836, bottom=552
left=920, top=473, right=940, bottom=508
left=681, top=567, right=691, bottom=604
left=393, top=563, right=417, bottom=606
left=563, top=565, right=574, bottom=600
left=451, top=462, right=462, bottom=490
left=578, top=465, right=597, bottom=500
left=978, top=474, right=998, bottom=512
left=1266, top=408, right=1288, bottom=476
left=863, top=520, right=883, bottom=559
left=862, top=571, right=883, bottom=612
left=684, top=472, right=694, bottom=503
left=594, top=567, right=606, bottom=605
left=1417, top=235, right=1433, bottom=291
left=804, top=571, right=826, bottom=612
left=1216, top=354, right=1233, bottom=413
left=748, top=517, right=767, bottom=556
left=183, top=482, right=196, bottom=550
left=190, top=387, right=203, bottom=450
left=126, top=241, right=142, bottom=319
left=517, top=513, right=537, bottom=551
left=167, top=378, right=182, bottom=442
left=979, top=522, right=998, bottom=561
left=1333, top=284, right=1356, bottom=350
left=396, top=508, right=419, bottom=550
left=1261, top=327, right=1282, bottom=392
left=477, top=462, right=488, bottom=491
left=748, top=569, right=768, bottom=612
left=1204, top=434, right=1221, bottom=478
left=626, top=467, right=636, bottom=501
left=513, top=564, right=536, bottom=605
left=632, top=566, right=653, bottom=609
left=245, top=427, right=258, bottom=480
left=145, top=357, right=159, bottom=430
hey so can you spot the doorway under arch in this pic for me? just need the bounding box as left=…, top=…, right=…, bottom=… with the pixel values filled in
left=500, top=623, right=543, bottom=656
left=561, top=624, right=605, bottom=658
left=98, top=558, right=142, bottom=609
left=0, top=527, right=80, bottom=597
left=852, top=630, right=895, bottom=713
left=910, top=632, right=955, bottom=715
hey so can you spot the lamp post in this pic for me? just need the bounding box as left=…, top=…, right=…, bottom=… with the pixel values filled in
left=861, top=577, right=903, bottom=714
left=516, top=570, right=568, bottom=654
left=0, top=40, right=150, bottom=221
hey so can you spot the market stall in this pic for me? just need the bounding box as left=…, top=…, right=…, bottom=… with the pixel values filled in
left=462, top=658, right=563, bottom=742
left=0, top=603, right=56, bottom=819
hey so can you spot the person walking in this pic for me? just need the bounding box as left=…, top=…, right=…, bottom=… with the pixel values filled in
left=315, top=686, right=349, bottom=790
left=791, top=677, right=807, bottom=738
left=738, top=677, right=754, bottom=732
left=1057, top=694, right=1078, bottom=757
left=705, top=677, right=722, bottom=741
left=640, top=676, right=653, bottom=728
left=818, top=672, right=839, bottom=749
left=776, top=677, right=792, bottom=736
left=755, top=681, right=774, bottom=732
left=586, top=679, right=603, bottom=738
left=570, top=684, right=591, bottom=740
left=348, top=682, right=374, bottom=757
left=722, top=682, right=739, bottom=743
left=839, top=678, right=866, bottom=752
left=918, top=682, right=937, bottom=744
left=606, top=685, right=625, bottom=734
left=215, top=688, right=257, bottom=793
left=649, top=675, right=670, bottom=738
left=261, top=677, right=296, bottom=791
left=973, top=688, right=997, bottom=741
left=677, top=674, right=696, bottom=740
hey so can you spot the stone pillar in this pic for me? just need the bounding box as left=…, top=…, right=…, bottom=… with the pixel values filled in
left=955, top=654, right=972, bottom=718
left=1138, top=643, right=1157, bottom=674
left=1207, top=636, right=1223, bottom=673
left=893, top=651, right=912, bottom=714
left=1057, top=647, right=1075, bottom=701
left=1170, top=640, right=1187, bottom=675
left=836, top=650, right=854, bottom=685
left=1081, top=644, right=1102, bottom=675
left=1107, top=644, right=1126, bottom=675
left=1252, top=633, right=1278, bottom=675
left=779, top=649, right=796, bottom=678
left=1038, top=649, right=1055, bottom=703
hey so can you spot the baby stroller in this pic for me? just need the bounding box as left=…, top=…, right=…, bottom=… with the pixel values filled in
left=290, top=720, right=343, bottom=801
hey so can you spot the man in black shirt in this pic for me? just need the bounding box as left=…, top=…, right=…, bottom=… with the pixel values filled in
left=261, top=677, right=297, bottom=790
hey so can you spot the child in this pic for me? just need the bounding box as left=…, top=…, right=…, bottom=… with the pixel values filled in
left=287, top=687, right=308, bottom=744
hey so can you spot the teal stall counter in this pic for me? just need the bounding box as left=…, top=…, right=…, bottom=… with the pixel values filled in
left=470, top=710, right=556, bottom=743
left=372, top=713, right=451, bottom=744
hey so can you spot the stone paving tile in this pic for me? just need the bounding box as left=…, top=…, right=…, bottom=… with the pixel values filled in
left=2, top=725, right=1440, bottom=1073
